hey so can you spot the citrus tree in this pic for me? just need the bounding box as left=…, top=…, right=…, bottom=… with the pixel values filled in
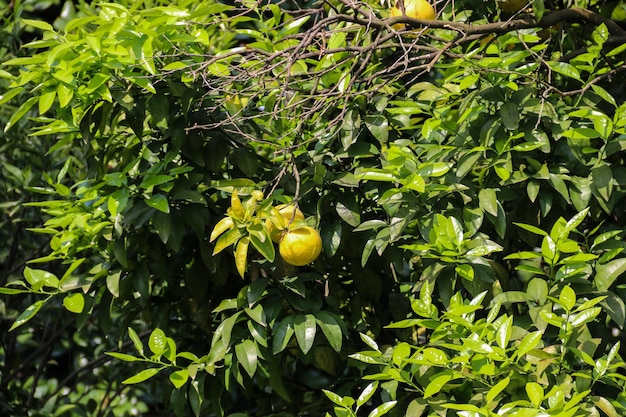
left=1, top=0, right=626, bottom=415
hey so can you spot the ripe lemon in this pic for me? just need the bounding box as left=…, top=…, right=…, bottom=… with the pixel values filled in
left=267, top=204, right=305, bottom=243
left=279, top=226, right=322, bottom=266
left=390, top=0, right=436, bottom=29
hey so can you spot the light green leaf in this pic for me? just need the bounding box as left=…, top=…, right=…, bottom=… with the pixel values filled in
left=149, top=328, right=167, bottom=357
left=559, top=286, right=576, bottom=312
left=9, top=300, right=45, bottom=331
left=479, top=188, right=498, bottom=217
left=106, top=352, right=142, bottom=362
left=367, top=401, right=397, bottom=417
left=496, top=315, right=512, bottom=349
left=570, top=307, right=601, bottom=327
left=24, top=267, right=59, bottom=291
left=63, top=293, right=85, bottom=314
left=424, top=373, right=452, bottom=398
left=359, top=332, right=380, bottom=351
left=486, top=376, right=510, bottom=403
left=526, top=278, right=548, bottom=304
left=525, top=382, right=544, bottom=407
left=122, top=368, right=161, bottom=384
left=548, top=61, right=581, bottom=80
left=169, top=368, right=189, bottom=389
left=517, top=330, right=543, bottom=358
left=357, top=382, right=379, bottom=408
left=128, top=327, right=144, bottom=355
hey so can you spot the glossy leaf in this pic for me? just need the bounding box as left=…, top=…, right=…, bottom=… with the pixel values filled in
left=294, top=314, right=317, bottom=354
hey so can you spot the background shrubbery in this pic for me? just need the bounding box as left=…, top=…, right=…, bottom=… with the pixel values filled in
left=1, top=0, right=626, bottom=415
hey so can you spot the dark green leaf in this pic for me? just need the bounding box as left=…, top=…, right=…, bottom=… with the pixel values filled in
left=145, top=194, right=170, bottom=213
left=294, top=314, right=317, bottom=354
left=315, top=311, right=344, bottom=352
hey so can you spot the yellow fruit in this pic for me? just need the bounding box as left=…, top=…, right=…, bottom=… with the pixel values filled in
left=390, top=0, right=436, bottom=29
left=279, top=226, right=322, bottom=267
left=267, top=204, right=305, bottom=243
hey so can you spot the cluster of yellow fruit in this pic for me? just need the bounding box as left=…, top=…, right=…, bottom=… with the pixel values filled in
left=268, top=205, right=322, bottom=267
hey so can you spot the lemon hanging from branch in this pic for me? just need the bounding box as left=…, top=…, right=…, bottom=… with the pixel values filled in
left=390, top=0, right=436, bottom=30
left=279, top=226, right=323, bottom=267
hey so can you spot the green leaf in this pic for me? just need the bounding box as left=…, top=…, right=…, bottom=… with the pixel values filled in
left=235, top=339, right=258, bottom=377
left=559, top=286, right=576, bottom=312
left=601, top=291, right=625, bottom=329
left=517, top=330, right=543, bottom=358
left=62, top=293, right=85, bottom=314
left=526, top=278, right=548, bottom=304
left=149, top=328, right=167, bottom=357
left=364, top=114, right=389, bottom=143
left=541, top=236, right=557, bottom=263
left=525, top=382, right=544, bottom=408
left=128, top=327, right=144, bottom=355
left=140, top=174, right=174, bottom=189
left=500, top=101, right=519, bottom=130
left=294, top=314, right=317, bottom=354
left=213, top=227, right=244, bottom=255
left=336, top=198, right=361, bottom=227
left=122, top=368, right=161, bottom=384
left=315, top=311, right=344, bottom=352
left=359, top=332, right=380, bottom=351
left=169, top=368, right=189, bottom=389
left=490, top=291, right=527, bottom=305
left=367, top=401, right=397, bottom=417
left=423, top=373, right=452, bottom=398
left=595, top=258, right=626, bottom=291
left=189, top=379, right=203, bottom=417
left=145, top=194, right=170, bottom=213
left=106, top=352, right=142, bottom=362
left=591, top=165, right=613, bottom=202
left=548, top=61, right=581, bottom=80
left=570, top=307, right=601, bottom=327
left=357, top=381, right=378, bottom=408
left=5, top=95, right=38, bottom=132
left=486, top=376, right=510, bottom=403
left=323, top=389, right=347, bottom=407
left=21, top=18, right=55, bottom=32
left=24, top=267, right=59, bottom=291
left=10, top=300, right=45, bottom=331
left=495, top=315, right=512, bottom=349
left=479, top=188, right=498, bottom=217
left=415, top=162, right=452, bottom=177
left=249, top=229, right=275, bottom=262
left=38, top=88, right=56, bottom=114
left=272, top=315, right=295, bottom=354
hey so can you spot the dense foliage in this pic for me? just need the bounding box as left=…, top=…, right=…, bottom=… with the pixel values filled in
left=1, top=0, right=626, bottom=415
